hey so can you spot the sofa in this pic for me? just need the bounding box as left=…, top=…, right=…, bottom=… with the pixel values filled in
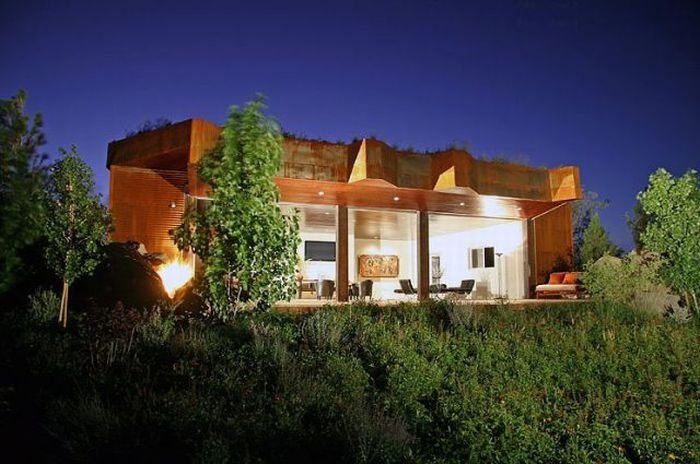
left=535, top=272, right=585, bottom=299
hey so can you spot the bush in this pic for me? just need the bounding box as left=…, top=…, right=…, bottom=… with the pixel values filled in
left=28, top=288, right=60, bottom=324
left=2, top=299, right=698, bottom=462
left=582, top=253, right=662, bottom=307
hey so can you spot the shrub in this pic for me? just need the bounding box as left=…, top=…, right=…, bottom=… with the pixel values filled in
left=582, top=252, right=662, bottom=307
left=136, top=305, right=176, bottom=346
left=3, top=299, right=698, bottom=462
left=28, top=288, right=59, bottom=324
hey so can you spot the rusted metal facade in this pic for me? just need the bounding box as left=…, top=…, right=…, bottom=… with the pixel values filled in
left=107, top=118, right=582, bottom=296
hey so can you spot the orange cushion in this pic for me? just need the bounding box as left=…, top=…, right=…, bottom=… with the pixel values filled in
left=548, top=272, right=566, bottom=284
left=562, top=272, right=580, bottom=285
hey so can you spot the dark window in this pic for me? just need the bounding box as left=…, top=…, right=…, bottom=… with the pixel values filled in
left=470, top=247, right=496, bottom=269
left=484, top=247, right=495, bottom=268
left=305, top=241, right=336, bottom=261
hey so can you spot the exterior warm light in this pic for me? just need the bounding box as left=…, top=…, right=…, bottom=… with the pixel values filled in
left=459, top=202, right=465, bottom=206
left=318, top=191, right=325, bottom=196
left=157, top=258, right=193, bottom=298
left=393, top=196, right=400, bottom=201
left=169, top=201, right=177, bottom=208
left=481, top=196, right=507, bottom=217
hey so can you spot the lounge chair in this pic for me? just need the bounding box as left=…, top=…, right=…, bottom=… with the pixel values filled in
left=393, top=279, right=418, bottom=295
left=536, top=272, right=584, bottom=299
left=446, top=279, right=475, bottom=296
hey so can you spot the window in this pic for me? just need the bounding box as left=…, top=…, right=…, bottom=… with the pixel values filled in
left=470, top=247, right=495, bottom=269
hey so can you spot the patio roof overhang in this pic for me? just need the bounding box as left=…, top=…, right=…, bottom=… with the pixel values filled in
left=274, top=178, right=569, bottom=221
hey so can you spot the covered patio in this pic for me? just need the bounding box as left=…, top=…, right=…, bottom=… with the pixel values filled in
left=279, top=175, right=573, bottom=304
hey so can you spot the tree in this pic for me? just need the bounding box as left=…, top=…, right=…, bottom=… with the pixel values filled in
left=171, top=97, right=300, bottom=319
left=0, top=90, right=47, bottom=293
left=638, top=168, right=700, bottom=312
left=572, top=190, right=608, bottom=268
left=44, top=147, right=111, bottom=327
left=626, top=199, right=649, bottom=252
left=579, top=213, right=621, bottom=265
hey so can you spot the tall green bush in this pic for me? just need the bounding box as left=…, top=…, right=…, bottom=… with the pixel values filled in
left=572, top=190, right=608, bottom=268
left=171, top=97, right=300, bottom=319
left=0, top=90, right=47, bottom=293
left=638, top=168, right=700, bottom=312
left=579, top=213, right=621, bottom=265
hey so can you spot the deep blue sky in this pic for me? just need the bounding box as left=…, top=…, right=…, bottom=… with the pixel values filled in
left=2, top=0, right=698, bottom=250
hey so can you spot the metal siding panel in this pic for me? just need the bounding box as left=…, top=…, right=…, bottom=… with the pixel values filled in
left=109, top=165, right=187, bottom=260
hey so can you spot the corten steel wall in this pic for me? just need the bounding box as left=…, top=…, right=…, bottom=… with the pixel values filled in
left=109, top=119, right=581, bottom=202
left=527, top=203, right=574, bottom=293
left=107, top=119, right=582, bottom=279
left=109, top=165, right=187, bottom=260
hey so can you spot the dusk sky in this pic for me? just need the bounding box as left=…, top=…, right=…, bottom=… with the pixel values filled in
left=2, top=0, right=698, bottom=250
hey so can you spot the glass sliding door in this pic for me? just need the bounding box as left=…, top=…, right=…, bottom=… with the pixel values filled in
left=349, top=208, right=417, bottom=300
left=428, top=214, right=528, bottom=299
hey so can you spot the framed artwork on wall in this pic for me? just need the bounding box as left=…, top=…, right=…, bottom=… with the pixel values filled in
left=358, top=255, right=399, bottom=277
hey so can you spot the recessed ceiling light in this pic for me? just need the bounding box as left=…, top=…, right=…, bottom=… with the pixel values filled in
left=324, top=212, right=330, bottom=215
left=459, top=202, right=465, bottom=206
left=318, top=191, right=325, bottom=196
left=393, top=196, right=400, bottom=201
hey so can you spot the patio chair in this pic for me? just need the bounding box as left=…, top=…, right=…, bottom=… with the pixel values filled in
left=446, top=279, right=475, bottom=296
left=349, top=283, right=359, bottom=300
left=316, top=279, right=335, bottom=299
left=393, top=279, right=417, bottom=295
left=360, top=279, right=373, bottom=300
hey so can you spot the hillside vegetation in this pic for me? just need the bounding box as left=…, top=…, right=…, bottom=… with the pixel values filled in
left=2, top=298, right=698, bottom=463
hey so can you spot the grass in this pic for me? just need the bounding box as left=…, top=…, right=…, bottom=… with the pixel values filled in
left=1, top=298, right=698, bottom=463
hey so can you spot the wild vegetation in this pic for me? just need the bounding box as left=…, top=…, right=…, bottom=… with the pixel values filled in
left=0, top=91, right=47, bottom=293
left=2, top=298, right=698, bottom=463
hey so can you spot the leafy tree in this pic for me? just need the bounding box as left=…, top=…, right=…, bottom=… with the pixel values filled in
left=579, top=213, right=621, bottom=264
left=44, top=147, right=111, bottom=327
left=626, top=199, right=649, bottom=252
left=171, top=97, right=300, bottom=319
left=572, top=190, right=608, bottom=268
left=0, top=90, right=47, bottom=293
left=638, top=168, right=700, bottom=312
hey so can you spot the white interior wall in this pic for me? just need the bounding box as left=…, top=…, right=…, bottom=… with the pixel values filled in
left=353, top=238, right=417, bottom=300
left=293, top=209, right=528, bottom=301
left=429, top=219, right=528, bottom=299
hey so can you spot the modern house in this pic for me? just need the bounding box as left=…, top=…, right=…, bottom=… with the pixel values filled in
left=107, top=119, right=581, bottom=301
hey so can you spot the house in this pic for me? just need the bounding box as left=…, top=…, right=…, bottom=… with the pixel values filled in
left=107, top=119, right=581, bottom=301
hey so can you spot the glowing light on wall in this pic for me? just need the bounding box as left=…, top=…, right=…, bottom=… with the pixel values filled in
left=480, top=196, right=507, bottom=217
left=158, top=258, right=193, bottom=298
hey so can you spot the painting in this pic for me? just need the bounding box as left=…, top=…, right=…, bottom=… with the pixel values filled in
left=358, top=255, right=399, bottom=277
